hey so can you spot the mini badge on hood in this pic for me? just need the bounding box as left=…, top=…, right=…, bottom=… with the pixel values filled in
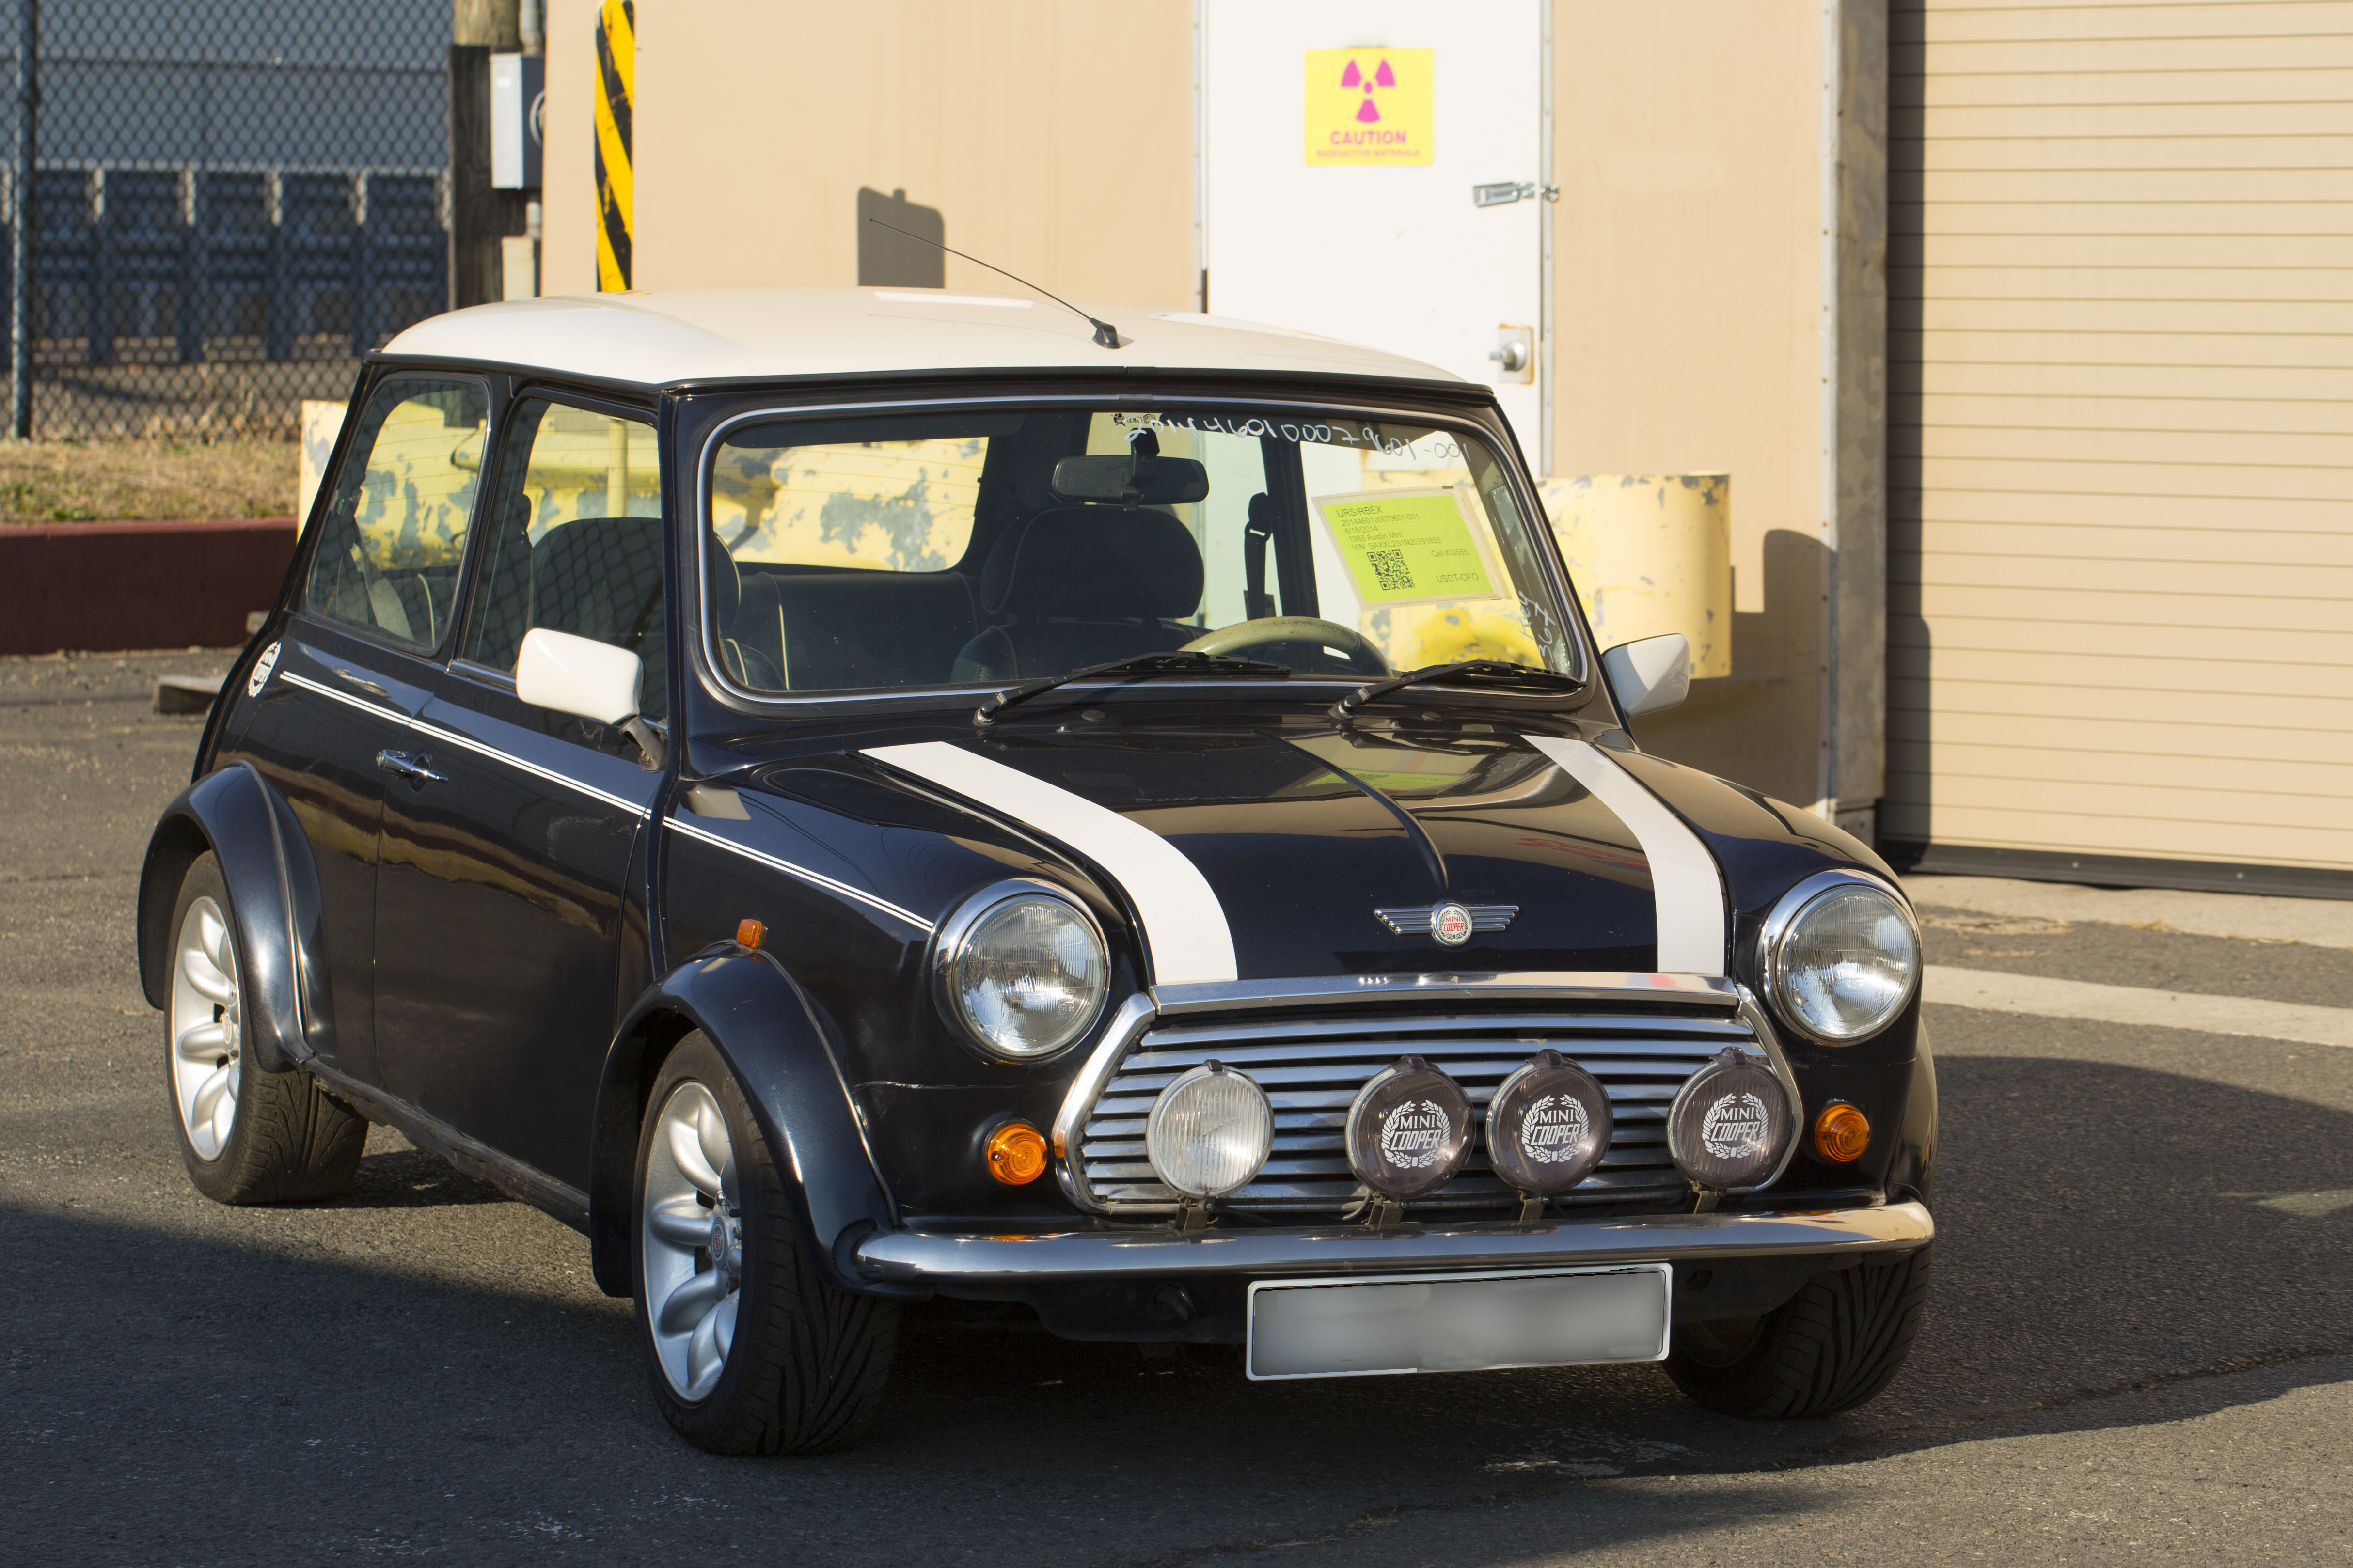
left=1374, top=902, right=1517, bottom=945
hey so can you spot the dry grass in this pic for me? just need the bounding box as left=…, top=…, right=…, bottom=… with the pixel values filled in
left=0, top=438, right=298, bottom=524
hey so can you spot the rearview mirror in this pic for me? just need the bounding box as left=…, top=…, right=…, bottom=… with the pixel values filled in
left=517, top=627, right=642, bottom=723
left=1601, top=633, right=1691, bottom=719
left=1049, top=453, right=1210, bottom=505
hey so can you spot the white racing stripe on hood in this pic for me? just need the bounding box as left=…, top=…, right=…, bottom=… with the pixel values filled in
left=863, top=740, right=1240, bottom=985
left=1522, top=736, right=1727, bottom=976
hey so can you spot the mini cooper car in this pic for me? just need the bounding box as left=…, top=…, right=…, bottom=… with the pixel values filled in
left=139, top=286, right=1934, bottom=1454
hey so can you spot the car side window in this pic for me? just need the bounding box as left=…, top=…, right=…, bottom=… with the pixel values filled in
left=305, top=376, right=489, bottom=649
left=462, top=398, right=668, bottom=720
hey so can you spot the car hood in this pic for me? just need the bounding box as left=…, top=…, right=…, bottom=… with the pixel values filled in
left=856, top=725, right=1729, bottom=985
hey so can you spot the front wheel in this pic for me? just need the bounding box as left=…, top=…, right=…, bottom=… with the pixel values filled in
left=165, top=852, right=365, bottom=1204
left=633, top=1032, right=900, bottom=1454
left=1664, top=1247, right=1930, bottom=1418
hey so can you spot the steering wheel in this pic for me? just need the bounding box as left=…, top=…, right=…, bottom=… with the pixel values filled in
left=1182, top=616, right=1390, bottom=675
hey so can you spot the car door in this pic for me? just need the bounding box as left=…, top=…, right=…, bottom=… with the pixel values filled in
left=234, top=372, right=491, bottom=1087
left=369, top=394, right=668, bottom=1192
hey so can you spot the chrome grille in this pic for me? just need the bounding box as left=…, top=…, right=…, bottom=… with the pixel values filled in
left=1076, top=1007, right=1756, bottom=1214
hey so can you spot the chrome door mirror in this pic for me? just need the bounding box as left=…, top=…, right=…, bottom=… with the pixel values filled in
left=1601, top=632, right=1691, bottom=718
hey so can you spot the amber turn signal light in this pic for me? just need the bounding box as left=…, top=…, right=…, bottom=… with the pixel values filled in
left=735, top=919, right=765, bottom=950
left=985, top=1122, right=1049, bottom=1185
left=1812, top=1101, right=1870, bottom=1163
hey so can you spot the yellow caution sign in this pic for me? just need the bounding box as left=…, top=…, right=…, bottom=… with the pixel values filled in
left=1304, top=48, right=1433, bottom=165
left=593, top=0, right=634, bottom=291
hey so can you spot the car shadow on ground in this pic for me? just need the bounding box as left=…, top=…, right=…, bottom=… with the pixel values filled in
left=3, top=1051, right=2347, bottom=1562
left=339, top=1142, right=515, bottom=1208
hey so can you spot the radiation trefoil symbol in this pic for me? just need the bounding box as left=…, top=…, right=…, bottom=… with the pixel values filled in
left=1340, top=56, right=1398, bottom=123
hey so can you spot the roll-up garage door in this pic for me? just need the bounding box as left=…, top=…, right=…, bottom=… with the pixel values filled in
left=1885, top=0, right=2353, bottom=895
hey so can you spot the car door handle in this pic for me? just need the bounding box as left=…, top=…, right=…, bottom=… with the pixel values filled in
left=376, top=749, right=448, bottom=786
left=332, top=666, right=389, bottom=698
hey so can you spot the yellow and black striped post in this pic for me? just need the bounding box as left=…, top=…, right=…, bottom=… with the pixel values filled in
left=593, top=0, right=634, bottom=291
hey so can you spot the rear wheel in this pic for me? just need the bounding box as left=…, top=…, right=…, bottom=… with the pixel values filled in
left=633, top=1033, right=900, bottom=1454
left=1664, top=1247, right=1931, bottom=1418
left=165, top=853, right=365, bottom=1204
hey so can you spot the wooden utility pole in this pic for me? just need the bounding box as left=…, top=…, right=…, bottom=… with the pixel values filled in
left=449, top=0, right=526, bottom=310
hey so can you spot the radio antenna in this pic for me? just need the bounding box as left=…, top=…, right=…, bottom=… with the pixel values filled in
left=865, top=218, right=1122, bottom=350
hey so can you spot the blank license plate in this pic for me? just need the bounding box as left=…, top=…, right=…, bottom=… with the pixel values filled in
left=1245, top=1263, right=1672, bottom=1381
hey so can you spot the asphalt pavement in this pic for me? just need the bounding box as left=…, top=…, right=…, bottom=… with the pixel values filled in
left=4, top=650, right=2348, bottom=1566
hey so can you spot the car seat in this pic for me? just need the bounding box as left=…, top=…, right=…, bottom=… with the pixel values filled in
left=950, top=505, right=1205, bottom=682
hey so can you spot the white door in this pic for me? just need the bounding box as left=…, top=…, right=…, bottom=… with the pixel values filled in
left=1200, top=0, right=1548, bottom=468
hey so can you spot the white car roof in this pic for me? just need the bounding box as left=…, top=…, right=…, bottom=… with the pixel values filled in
left=383, top=286, right=1465, bottom=389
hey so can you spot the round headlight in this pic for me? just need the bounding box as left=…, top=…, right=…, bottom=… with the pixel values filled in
left=934, top=884, right=1108, bottom=1060
left=1765, top=878, right=1921, bottom=1042
left=1485, top=1049, right=1614, bottom=1197
left=1344, top=1055, right=1474, bottom=1200
left=1147, top=1062, right=1273, bottom=1199
left=1667, top=1047, right=1795, bottom=1191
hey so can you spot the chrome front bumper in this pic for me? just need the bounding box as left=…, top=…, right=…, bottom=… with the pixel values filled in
left=852, top=1201, right=1933, bottom=1286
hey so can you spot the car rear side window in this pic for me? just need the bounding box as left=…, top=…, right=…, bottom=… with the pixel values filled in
left=462, top=398, right=668, bottom=720
left=305, top=376, right=489, bottom=650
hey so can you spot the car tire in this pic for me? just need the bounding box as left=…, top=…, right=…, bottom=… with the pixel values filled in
left=165, top=852, right=367, bottom=1204
left=1663, top=1246, right=1930, bottom=1419
left=632, top=1032, right=900, bottom=1455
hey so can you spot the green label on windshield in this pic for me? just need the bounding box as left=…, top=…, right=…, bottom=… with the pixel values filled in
left=1314, top=488, right=1498, bottom=606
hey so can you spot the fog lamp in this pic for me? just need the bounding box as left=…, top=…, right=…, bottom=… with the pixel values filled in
left=1667, top=1047, right=1795, bottom=1192
left=1146, top=1062, right=1273, bottom=1200
left=984, top=1121, right=1049, bottom=1185
left=1344, top=1055, right=1474, bottom=1200
left=1812, top=1101, right=1870, bottom=1164
left=1485, top=1049, right=1614, bottom=1196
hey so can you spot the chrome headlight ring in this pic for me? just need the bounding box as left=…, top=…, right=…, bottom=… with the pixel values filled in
left=930, top=878, right=1111, bottom=1064
left=1757, top=869, right=1923, bottom=1045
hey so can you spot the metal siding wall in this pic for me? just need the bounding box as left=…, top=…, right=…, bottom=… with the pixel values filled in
left=1887, top=0, right=2353, bottom=873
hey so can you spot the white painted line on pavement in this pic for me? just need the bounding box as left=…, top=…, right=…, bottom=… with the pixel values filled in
left=1924, top=965, right=2353, bottom=1049
left=1904, top=875, right=2353, bottom=950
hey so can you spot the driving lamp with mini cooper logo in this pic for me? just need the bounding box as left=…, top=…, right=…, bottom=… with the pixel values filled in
left=1665, top=1046, right=1796, bottom=1191
left=1344, top=1055, right=1475, bottom=1199
left=1484, top=1048, right=1614, bottom=1197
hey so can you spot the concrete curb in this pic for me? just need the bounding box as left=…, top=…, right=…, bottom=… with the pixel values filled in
left=0, top=517, right=298, bottom=656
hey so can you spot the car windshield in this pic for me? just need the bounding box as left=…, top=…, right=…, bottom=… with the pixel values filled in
left=703, top=402, right=1578, bottom=697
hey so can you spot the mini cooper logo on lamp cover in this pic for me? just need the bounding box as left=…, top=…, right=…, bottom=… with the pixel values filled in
left=1345, top=1055, right=1474, bottom=1199
left=1701, top=1091, right=1772, bottom=1161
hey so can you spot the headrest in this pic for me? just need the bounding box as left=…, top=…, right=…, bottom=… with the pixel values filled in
left=1049, top=453, right=1209, bottom=506
left=982, top=505, right=1203, bottom=620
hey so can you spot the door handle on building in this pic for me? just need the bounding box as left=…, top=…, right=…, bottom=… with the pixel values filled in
left=1472, top=180, right=1558, bottom=207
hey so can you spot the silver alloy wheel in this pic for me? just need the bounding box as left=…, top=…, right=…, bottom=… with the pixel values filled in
left=641, top=1080, right=742, bottom=1401
left=169, top=894, right=243, bottom=1161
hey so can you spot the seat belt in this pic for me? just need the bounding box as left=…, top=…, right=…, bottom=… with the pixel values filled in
left=1244, top=492, right=1276, bottom=621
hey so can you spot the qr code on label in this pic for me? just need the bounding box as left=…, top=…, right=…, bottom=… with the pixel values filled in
left=1367, top=549, right=1413, bottom=592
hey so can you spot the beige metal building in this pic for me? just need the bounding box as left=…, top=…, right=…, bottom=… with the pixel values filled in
left=1885, top=0, right=2352, bottom=894
left=533, top=0, right=2349, bottom=897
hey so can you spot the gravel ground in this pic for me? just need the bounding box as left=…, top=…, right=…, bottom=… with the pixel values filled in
left=3, top=652, right=2347, bottom=1566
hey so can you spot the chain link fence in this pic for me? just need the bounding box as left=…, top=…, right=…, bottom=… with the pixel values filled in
left=6, top=0, right=450, bottom=439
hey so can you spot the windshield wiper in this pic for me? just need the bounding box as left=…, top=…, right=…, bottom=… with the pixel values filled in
left=1329, top=660, right=1583, bottom=723
left=974, top=651, right=1290, bottom=727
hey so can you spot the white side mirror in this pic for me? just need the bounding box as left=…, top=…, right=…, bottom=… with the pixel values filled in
left=517, top=627, right=642, bottom=724
left=1601, top=632, right=1691, bottom=719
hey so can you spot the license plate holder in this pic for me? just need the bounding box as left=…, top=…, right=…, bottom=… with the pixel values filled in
left=1245, top=1263, right=1672, bottom=1381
